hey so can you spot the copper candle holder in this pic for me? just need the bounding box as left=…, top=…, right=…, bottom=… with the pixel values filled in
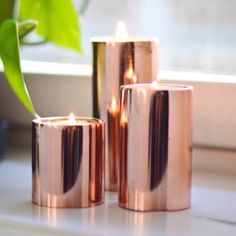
left=92, top=36, right=159, bottom=191
left=32, top=116, right=105, bottom=208
left=119, top=83, right=193, bottom=211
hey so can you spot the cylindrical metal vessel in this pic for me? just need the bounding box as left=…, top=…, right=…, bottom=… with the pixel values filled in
left=119, top=83, right=193, bottom=211
left=32, top=117, right=105, bottom=208
left=92, top=38, right=159, bottom=191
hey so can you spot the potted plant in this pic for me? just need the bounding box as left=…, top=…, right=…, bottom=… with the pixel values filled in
left=0, top=0, right=86, bottom=158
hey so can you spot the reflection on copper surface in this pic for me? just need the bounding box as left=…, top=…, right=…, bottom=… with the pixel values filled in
left=32, top=117, right=105, bottom=208
left=119, top=83, right=193, bottom=211
left=148, top=91, right=169, bottom=191
left=107, top=97, right=120, bottom=191
left=119, top=114, right=128, bottom=204
left=92, top=38, right=159, bottom=191
left=124, top=58, right=138, bottom=84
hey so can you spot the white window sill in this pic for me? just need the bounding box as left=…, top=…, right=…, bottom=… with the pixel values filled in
left=2, top=60, right=236, bottom=83
left=0, top=147, right=235, bottom=236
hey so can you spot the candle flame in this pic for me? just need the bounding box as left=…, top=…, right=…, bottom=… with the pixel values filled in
left=68, top=112, right=76, bottom=124
left=115, top=21, right=128, bottom=39
left=111, top=97, right=118, bottom=113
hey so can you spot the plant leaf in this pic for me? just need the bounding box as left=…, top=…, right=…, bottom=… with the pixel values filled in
left=0, top=0, right=15, bottom=26
left=19, top=0, right=82, bottom=52
left=0, top=20, right=37, bottom=117
left=18, top=19, right=38, bottom=39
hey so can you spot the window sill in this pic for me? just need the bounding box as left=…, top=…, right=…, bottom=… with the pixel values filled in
left=0, top=147, right=235, bottom=235
left=2, top=60, right=236, bottom=83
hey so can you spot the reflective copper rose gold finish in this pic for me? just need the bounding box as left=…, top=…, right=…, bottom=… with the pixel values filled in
left=107, top=98, right=120, bottom=191
left=92, top=38, right=159, bottom=191
left=119, top=83, right=193, bottom=211
left=32, top=117, right=105, bottom=208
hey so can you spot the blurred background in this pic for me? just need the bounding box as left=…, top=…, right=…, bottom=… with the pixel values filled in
left=0, top=0, right=236, bottom=161
left=21, top=0, right=236, bottom=74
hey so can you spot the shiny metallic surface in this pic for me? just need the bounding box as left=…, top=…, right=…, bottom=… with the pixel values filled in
left=92, top=39, right=159, bottom=191
left=119, top=83, right=193, bottom=211
left=32, top=117, right=105, bottom=208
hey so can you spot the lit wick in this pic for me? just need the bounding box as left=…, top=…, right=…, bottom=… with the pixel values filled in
left=68, top=113, right=76, bottom=125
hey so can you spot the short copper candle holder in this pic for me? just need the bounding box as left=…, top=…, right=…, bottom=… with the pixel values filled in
left=119, top=83, right=193, bottom=211
left=32, top=115, right=105, bottom=208
left=92, top=27, right=159, bottom=191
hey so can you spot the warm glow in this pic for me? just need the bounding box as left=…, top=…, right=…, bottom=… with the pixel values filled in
left=111, top=97, right=118, bottom=113
left=115, top=21, right=128, bottom=39
left=124, top=66, right=137, bottom=84
left=151, top=80, right=159, bottom=89
left=68, top=112, right=76, bottom=124
left=120, top=110, right=128, bottom=124
left=124, top=58, right=138, bottom=84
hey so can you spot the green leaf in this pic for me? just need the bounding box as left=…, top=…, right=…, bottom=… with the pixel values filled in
left=0, top=0, right=15, bottom=25
left=0, top=20, right=37, bottom=117
left=19, top=0, right=82, bottom=52
left=18, top=19, right=38, bottom=39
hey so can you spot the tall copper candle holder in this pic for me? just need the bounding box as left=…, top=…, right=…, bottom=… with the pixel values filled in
left=32, top=115, right=105, bottom=208
left=92, top=27, right=159, bottom=191
left=119, top=83, right=193, bottom=211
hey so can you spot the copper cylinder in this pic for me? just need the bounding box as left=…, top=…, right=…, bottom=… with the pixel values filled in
left=92, top=38, right=159, bottom=191
left=119, top=83, right=193, bottom=211
left=32, top=117, right=105, bottom=208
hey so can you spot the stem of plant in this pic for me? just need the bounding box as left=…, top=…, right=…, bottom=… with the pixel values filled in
left=13, top=0, right=20, bottom=20
left=79, top=0, right=91, bottom=15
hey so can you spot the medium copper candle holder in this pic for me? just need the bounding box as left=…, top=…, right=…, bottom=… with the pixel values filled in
left=92, top=37, right=159, bottom=191
left=119, top=83, right=193, bottom=211
left=32, top=116, right=105, bottom=208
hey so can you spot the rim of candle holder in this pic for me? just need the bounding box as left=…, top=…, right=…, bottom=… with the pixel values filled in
left=90, top=36, right=159, bottom=43
left=121, top=82, right=193, bottom=92
left=32, top=117, right=105, bottom=126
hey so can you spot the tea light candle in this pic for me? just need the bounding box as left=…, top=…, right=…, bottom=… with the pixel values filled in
left=32, top=113, right=105, bottom=208
left=92, top=21, right=159, bottom=191
left=119, top=83, right=193, bottom=211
